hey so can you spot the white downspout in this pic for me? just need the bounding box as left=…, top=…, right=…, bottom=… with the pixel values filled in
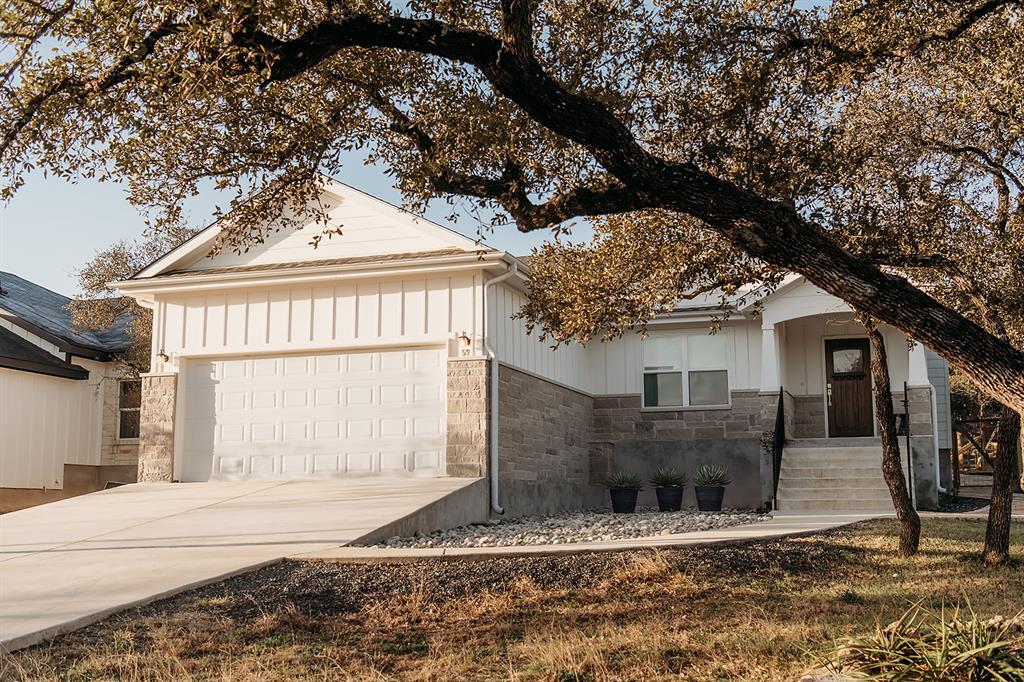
left=483, top=261, right=518, bottom=515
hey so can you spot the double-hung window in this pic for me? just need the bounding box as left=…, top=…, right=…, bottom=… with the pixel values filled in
left=117, top=380, right=142, bottom=440
left=642, top=333, right=730, bottom=408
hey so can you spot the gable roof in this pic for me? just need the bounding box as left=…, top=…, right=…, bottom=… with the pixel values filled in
left=0, top=271, right=132, bottom=360
left=132, top=178, right=491, bottom=280
left=0, top=326, right=90, bottom=380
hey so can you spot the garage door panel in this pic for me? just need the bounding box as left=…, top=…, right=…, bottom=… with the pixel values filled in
left=182, top=348, right=446, bottom=481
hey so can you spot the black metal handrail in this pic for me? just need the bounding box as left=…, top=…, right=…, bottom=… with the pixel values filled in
left=772, top=387, right=786, bottom=511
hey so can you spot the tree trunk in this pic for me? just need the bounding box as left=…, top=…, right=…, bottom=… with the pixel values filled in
left=984, top=406, right=1021, bottom=565
left=865, top=324, right=921, bottom=556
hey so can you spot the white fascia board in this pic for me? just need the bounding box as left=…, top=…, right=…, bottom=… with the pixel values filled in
left=112, top=252, right=513, bottom=296
left=133, top=223, right=223, bottom=279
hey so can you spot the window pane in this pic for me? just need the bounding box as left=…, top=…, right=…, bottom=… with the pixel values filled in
left=689, top=370, right=729, bottom=406
left=688, top=334, right=728, bottom=369
left=832, top=349, right=864, bottom=374
left=644, top=372, right=683, bottom=407
left=119, top=381, right=142, bottom=409
left=119, top=410, right=140, bottom=439
left=643, top=336, right=681, bottom=370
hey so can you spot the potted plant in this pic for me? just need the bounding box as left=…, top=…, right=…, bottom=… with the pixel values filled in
left=693, top=464, right=732, bottom=512
left=649, top=467, right=687, bottom=512
left=605, top=471, right=643, bottom=513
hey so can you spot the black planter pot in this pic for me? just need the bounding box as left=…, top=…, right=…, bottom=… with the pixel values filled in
left=695, top=485, right=725, bottom=512
left=655, top=487, right=684, bottom=512
left=609, top=488, right=639, bottom=513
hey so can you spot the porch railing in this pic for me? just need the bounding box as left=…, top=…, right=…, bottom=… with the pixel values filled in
left=772, top=387, right=786, bottom=511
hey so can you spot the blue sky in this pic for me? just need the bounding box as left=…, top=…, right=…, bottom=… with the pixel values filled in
left=0, top=160, right=589, bottom=296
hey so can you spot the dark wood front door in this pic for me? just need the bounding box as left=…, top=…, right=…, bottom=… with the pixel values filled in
left=825, top=338, right=874, bottom=438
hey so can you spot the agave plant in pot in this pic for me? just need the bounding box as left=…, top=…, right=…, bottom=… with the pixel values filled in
left=693, top=464, right=732, bottom=512
left=605, top=471, right=643, bottom=513
left=649, top=467, right=687, bottom=512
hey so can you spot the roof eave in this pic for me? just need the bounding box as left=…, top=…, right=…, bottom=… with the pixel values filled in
left=114, top=251, right=514, bottom=295
left=0, top=356, right=90, bottom=380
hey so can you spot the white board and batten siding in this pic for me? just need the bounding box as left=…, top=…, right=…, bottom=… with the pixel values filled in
left=584, top=321, right=763, bottom=396
left=489, top=283, right=589, bottom=392
left=0, top=359, right=105, bottom=490
left=925, top=348, right=953, bottom=450
left=489, top=284, right=763, bottom=397
left=153, top=274, right=483, bottom=360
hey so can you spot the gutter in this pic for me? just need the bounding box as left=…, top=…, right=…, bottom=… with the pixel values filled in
left=482, top=261, right=519, bottom=515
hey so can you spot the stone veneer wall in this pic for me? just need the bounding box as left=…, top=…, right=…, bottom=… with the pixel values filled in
left=593, top=390, right=769, bottom=443
left=905, top=386, right=938, bottom=509
left=137, top=373, right=177, bottom=482
left=496, top=364, right=603, bottom=515
left=445, top=358, right=489, bottom=478
left=791, top=395, right=826, bottom=438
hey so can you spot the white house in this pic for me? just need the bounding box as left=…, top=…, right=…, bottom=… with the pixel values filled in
left=0, top=273, right=139, bottom=512
left=113, top=179, right=953, bottom=515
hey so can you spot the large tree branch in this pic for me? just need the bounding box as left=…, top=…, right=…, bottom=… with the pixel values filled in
left=225, top=9, right=1024, bottom=409
left=355, top=82, right=646, bottom=229
left=863, top=251, right=1010, bottom=340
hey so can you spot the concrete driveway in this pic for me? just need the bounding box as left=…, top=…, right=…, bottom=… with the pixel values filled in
left=0, top=477, right=479, bottom=651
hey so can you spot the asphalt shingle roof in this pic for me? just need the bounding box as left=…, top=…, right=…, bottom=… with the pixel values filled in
left=0, top=271, right=132, bottom=357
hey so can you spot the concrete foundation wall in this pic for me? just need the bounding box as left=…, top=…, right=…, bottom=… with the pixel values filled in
left=610, top=439, right=771, bottom=510
left=0, top=463, right=137, bottom=513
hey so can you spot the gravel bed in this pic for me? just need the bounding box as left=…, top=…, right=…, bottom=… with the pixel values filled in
left=367, top=508, right=771, bottom=548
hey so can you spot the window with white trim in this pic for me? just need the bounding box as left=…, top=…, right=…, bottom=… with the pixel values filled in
left=642, top=333, right=730, bottom=408
left=118, top=380, right=142, bottom=440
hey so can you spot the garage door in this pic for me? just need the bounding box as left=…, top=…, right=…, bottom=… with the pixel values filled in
left=181, top=348, right=446, bottom=481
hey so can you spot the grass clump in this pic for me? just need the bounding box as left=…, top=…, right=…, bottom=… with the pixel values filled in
left=828, top=600, right=1024, bottom=680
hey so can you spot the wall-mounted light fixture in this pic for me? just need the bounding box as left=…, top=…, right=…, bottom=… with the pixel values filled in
left=156, top=349, right=170, bottom=363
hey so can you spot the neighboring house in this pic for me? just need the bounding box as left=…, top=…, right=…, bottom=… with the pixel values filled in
left=114, top=180, right=953, bottom=516
left=0, top=273, right=139, bottom=512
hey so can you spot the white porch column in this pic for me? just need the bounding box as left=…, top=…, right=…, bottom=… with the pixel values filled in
left=908, top=340, right=929, bottom=386
left=760, top=323, right=782, bottom=393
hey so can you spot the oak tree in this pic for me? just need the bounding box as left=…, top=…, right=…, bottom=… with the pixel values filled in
left=2, top=1, right=1022, bottom=558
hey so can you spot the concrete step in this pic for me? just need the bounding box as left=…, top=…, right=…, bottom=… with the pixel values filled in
left=781, top=455, right=884, bottom=469
left=778, top=476, right=887, bottom=490
left=779, top=465, right=884, bottom=478
left=782, top=446, right=887, bottom=457
left=778, top=497, right=895, bottom=512
left=777, top=488, right=892, bottom=502
left=786, top=437, right=882, bottom=448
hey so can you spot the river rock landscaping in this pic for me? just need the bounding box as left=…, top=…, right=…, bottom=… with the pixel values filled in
left=369, top=509, right=771, bottom=548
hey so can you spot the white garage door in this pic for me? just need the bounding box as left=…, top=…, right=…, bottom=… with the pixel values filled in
left=181, top=348, right=446, bottom=482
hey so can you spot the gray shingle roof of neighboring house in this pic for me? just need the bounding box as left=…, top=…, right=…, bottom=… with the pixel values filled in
left=0, top=271, right=132, bottom=361
left=0, top=326, right=90, bottom=380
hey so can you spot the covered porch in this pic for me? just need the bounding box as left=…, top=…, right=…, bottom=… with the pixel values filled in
left=755, top=279, right=945, bottom=509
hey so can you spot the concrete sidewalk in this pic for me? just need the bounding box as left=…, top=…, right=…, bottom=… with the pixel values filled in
left=298, top=512, right=882, bottom=562
left=0, top=477, right=481, bottom=652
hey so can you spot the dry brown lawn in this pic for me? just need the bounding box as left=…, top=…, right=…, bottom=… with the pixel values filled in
left=2, top=518, right=1022, bottom=681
